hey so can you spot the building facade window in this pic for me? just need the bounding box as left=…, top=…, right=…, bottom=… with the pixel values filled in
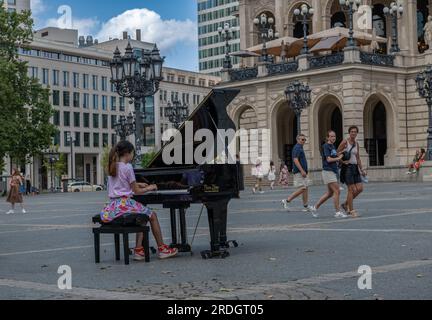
left=74, top=112, right=80, bottom=127
left=63, top=91, right=70, bottom=107
left=74, top=132, right=81, bottom=147
left=102, top=133, right=109, bottom=147
left=83, top=113, right=90, bottom=128
left=102, top=114, right=108, bottom=129
left=73, top=72, right=79, bottom=88
left=92, top=75, right=98, bottom=91
left=83, top=74, right=89, bottom=89
left=111, top=96, right=117, bottom=111
left=102, top=95, right=107, bottom=111
left=84, top=132, right=90, bottom=147
left=63, top=111, right=70, bottom=126
left=52, top=90, right=60, bottom=106
left=42, top=68, right=49, bottom=85
left=93, top=133, right=100, bottom=147
left=119, top=97, right=125, bottom=112
left=111, top=115, right=117, bottom=129
left=93, top=114, right=99, bottom=128
left=93, top=94, right=99, bottom=110
left=101, top=76, right=108, bottom=91
left=73, top=92, right=80, bottom=108
left=63, top=71, right=69, bottom=87
left=53, top=70, right=59, bottom=86
left=83, top=93, right=89, bottom=109
left=53, top=110, right=60, bottom=126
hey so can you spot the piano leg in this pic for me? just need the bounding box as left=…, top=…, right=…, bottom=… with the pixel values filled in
left=202, top=200, right=235, bottom=259
left=170, top=208, right=178, bottom=246
left=178, top=208, right=192, bottom=253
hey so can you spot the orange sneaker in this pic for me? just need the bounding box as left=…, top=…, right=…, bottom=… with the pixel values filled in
left=158, top=244, right=178, bottom=259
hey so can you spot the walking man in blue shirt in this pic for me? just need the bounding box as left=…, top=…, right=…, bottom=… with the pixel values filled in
left=281, top=134, right=316, bottom=216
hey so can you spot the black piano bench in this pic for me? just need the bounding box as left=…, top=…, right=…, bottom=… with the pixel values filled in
left=92, top=214, right=150, bottom=265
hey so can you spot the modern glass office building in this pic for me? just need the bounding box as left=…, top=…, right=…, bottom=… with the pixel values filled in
left=198, top=0, right=241, bottom=75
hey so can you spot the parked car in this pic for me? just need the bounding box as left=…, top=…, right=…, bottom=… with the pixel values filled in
left=67, top=181, right=104, bottom=193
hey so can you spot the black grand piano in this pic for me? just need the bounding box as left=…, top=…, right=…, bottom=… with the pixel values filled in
left=133, top=89, right=243, bottom=259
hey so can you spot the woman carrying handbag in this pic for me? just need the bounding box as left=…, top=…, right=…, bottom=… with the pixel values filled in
left=337, top=126, right=367, bottom=218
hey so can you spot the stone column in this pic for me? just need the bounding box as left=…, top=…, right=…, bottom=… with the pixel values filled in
left=399, top=0, right=418, bottom=57
left=341, top=71, right=368, bottom=166
left=312, top=0, right=323, bottom=33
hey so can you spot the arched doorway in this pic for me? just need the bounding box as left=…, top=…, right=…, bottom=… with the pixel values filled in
left=318, top=103, right=343, bottom=153
left=364, top=100, right=388, bottom=167
left=274, top=103, right=297, bottom=171
left=367, top=102, right=387, bottom=166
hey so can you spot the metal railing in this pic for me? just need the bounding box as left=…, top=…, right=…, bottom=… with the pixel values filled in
left=360, top=52, right=395, bottom=67
left=267, top=61, right=299, bottom=76
left=308, top=52, right=345, bottom=69
left=229, top=67, right=258, bottom=82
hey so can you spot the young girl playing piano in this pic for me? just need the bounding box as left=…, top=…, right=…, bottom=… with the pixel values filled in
left=101, top=141, right=178, bottom=261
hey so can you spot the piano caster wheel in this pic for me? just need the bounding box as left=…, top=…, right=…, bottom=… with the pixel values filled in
left=150, top=247, right=157, bottom=254
left=232, top=241, right=239, bottom=248
left=201, top=252, right=209, bottom=259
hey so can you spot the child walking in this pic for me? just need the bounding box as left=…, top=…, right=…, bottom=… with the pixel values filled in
left=268, top=161, right=276, bottom=190
left=6, top=169, right=26, bottom=214
left=101, top=141, right=178, bottom=261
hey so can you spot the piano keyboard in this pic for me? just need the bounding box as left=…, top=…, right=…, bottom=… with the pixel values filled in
left=143, top=189, right=190, bottom=196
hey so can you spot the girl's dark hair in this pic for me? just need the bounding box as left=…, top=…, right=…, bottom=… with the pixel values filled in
left=108, top=141, right=135, bottom=177
left=421, top=148, right=426, bottom=154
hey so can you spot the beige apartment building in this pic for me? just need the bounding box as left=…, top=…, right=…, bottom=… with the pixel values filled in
left=216, top=0, right=432, bottom=182
left=2, top=26, right=219, bottom=191
left=1, top=0, right=30, bottom=13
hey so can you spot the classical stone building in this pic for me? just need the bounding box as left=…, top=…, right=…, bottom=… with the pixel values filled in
left=217, top=0, right=432, bottom=182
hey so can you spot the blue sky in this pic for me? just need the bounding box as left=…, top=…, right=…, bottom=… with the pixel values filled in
left=31, top=0, right=199, bottom=71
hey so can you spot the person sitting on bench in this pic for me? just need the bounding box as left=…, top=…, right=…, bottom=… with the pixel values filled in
left=100, top=141, right=178, bottom=261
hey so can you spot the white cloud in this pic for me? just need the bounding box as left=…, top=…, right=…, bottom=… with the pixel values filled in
left=95, top=9, right=197, bottom=51
left=45, top=16, right=100, bottom=36
left=32, top=6, right=197, bottom=68
left=30, top=0, right=46, bottom=15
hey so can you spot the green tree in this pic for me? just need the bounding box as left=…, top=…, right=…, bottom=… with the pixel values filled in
left=141, top=151, right=157, bottom=168
left=101, top=145, right=111, bottom=176
left=54, top=153, right=68, bottom=179
left=0, top=7, right=56, bottom=167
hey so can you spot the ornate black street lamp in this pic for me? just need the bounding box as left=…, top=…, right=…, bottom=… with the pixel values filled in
left=110, top=42, right=164, bottom=166
left=253, top=13, right=279, bottom=62
left=294, top=4, right=314, bottom=55
left=114, top=113, right=135, bottom=141
left=285, top=80, right=312, bottom=135
left=416, top=66, right=432, bottom=160
left=383, top=2, right=403, bottom=53
left=164, top=100, right=190, bottom=129
left=339, top=0, right=362, bottom=48
left=218, top=22, right=234, bottom=69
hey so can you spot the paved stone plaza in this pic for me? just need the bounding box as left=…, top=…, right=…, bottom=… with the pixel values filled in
left=0, top=182, right=431, bottom=300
